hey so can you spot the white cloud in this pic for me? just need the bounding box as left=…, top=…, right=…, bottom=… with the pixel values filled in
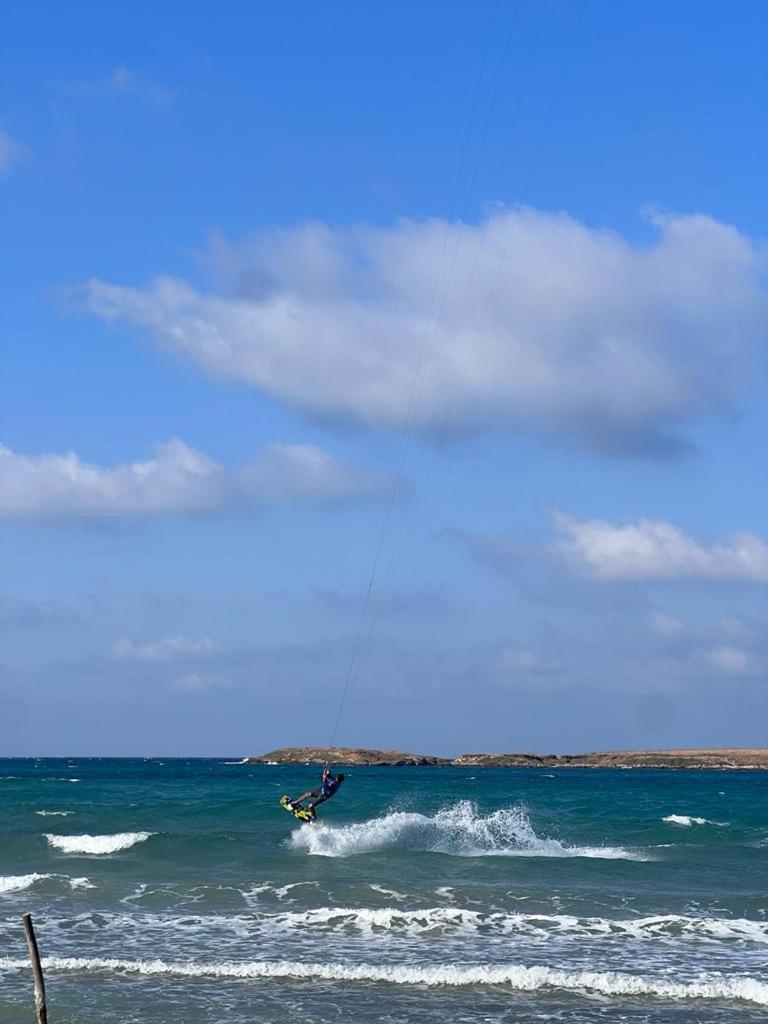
left=0, top=438, right=387, bottom=518
left=705, top=645, right=752, bottom=674
left=0, top=132, right=24, bottom=177
left=175, top=672, right=231, bottom=692
left=651, top=611, right=685, bottom=635
left=75, top=208, right=768, bottom=454
left=555, top=512, right=768, bottom=581
left=240, top=442, right=389, bottom=504
left=114, top=635, right=215, bottom=662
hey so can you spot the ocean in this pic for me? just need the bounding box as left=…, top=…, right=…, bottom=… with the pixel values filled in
left=1, top=758, right=767, bottom=1023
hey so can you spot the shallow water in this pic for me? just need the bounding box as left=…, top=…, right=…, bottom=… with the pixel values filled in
left=1, top=759, right=767, bottom=1022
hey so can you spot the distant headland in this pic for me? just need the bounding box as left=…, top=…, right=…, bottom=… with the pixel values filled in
left=249, top=747, right=446, bottom=767
left=247, top=747, right=768, bottom=770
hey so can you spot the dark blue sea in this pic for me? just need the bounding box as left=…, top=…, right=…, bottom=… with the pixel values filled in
left=2, top=759, right=768, bottom=1022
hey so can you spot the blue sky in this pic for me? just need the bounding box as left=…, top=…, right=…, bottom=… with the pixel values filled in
left=2, top=0, right=768, bottom=755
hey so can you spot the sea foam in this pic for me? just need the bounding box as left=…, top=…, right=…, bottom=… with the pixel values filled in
left=0, top=956, right=765, bottom=1005
left=45, top=832, right=153, bottom=855
left=662, top=815, right=725, bottom=827
left=242, top=881, right=319, bottom=905
left=259, top=907, right=768, bottom=943
left=290, top=801, right=645, bottom=860
left=0, top=874, right=51, bottom=895
left=29, top=906, right=768, bottom=946
left=0, top=873, right=91, bottom=894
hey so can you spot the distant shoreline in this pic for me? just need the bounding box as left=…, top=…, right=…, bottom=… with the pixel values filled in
left=247, top=746, right=768, bottom=770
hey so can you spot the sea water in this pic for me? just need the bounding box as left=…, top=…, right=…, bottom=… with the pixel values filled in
left=1, top=759, right=768, bottom=1023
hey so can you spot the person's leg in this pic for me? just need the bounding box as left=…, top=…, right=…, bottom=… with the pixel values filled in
left=307, top=793, right=329, bottom=810
left=290, top=788, right=321, bottom=807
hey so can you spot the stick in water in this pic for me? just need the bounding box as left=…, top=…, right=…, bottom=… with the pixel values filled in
left=22, top=913, right=48, bottom=1024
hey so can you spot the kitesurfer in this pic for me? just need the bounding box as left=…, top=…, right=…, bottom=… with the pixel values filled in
left=287, top=765, right=345, bottom=815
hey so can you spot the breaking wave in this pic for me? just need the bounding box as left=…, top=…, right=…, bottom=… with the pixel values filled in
left=46, top=832, right=153, bottom=855
left=68, top=876, right=97, bottom=890
left=290, top=801, right=646, bottom=860
left=255, top=908, right=768, bottom=943
left=26, top=906, right=768, bottom=944
left=0, top=956, right=765, bottom=1004
left=0, top=873, right=51, bottom=895
left=662, top=815, right=726, bottom=827
left=0, top=873, right=94, bottom=894
left=36, top=810, right=74, bottom=817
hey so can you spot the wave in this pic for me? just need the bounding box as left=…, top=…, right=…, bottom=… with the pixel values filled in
left=28, top=906, right=768, bottom=946
left=46, top=832, right=153, bottom=854
left=69, top=876, right=97, bottom=890
left=290, top=801, right=646, bottom=860
left=0, top=956, right=765, bottom=1005
left=36, top=810, right=74, bottom=817
left=0, top=873, right=94, bottom=894
left=0, top=873, right=51, bottom=894
left=662, top=815, right=726, bottom=827
left=257, top=907, right=768, bottom=944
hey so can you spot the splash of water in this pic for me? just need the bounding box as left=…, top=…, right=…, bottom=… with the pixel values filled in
left=662, top=815, right=726, bottom=827
left=290, top=801, right=644, bottom=859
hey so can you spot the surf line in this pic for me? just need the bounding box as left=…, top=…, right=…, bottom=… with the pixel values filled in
left=1, top=957, right=767, bottom=1006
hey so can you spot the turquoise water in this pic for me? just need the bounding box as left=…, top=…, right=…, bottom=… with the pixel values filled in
left=2, top=759, right=768, bottom=1023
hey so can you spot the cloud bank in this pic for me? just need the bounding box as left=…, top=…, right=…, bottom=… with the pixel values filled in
left=554, top=513, right=768, bottom=581
left=0, top=439, right=387, bottom=518
left=76, top=208, right=768, bottom=454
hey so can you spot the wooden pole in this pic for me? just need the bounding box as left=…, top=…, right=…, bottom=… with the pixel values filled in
left=22, top=913, right=48, bottom=1024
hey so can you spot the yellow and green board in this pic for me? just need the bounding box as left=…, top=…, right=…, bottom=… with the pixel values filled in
left=279, top=795, right=316, bottom=822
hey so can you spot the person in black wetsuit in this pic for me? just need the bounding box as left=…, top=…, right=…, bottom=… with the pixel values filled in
left=288, top=765, right=345, bottom=815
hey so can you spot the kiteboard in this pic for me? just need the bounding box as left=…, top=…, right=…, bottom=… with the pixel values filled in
left=279, top=795, right=316, bottom=823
